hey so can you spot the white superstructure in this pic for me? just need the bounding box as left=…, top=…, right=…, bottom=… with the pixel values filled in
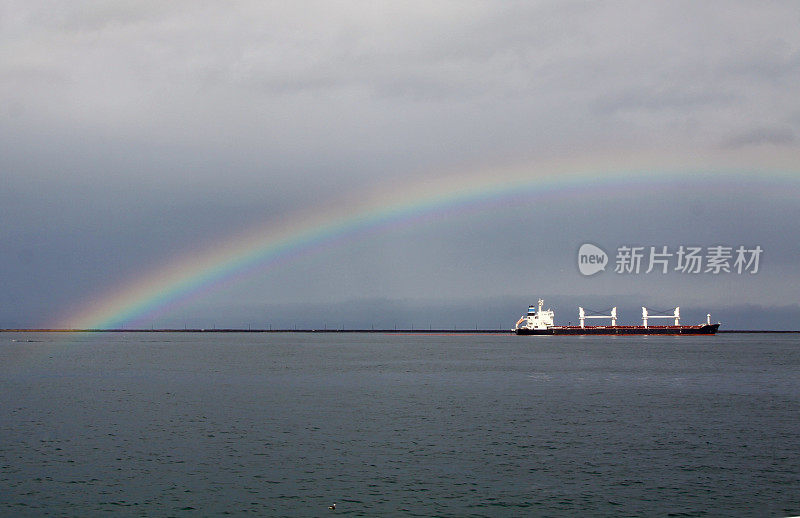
left=514, top=299, right=554, bottom=331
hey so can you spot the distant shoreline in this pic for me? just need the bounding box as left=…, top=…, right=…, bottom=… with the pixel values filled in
left=1, top=329, right=799, bottom=334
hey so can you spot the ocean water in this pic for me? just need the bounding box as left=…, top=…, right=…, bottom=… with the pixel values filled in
left=1, top=332, right=798, bottom=517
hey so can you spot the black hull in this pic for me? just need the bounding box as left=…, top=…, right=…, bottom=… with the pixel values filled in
left=515, top=323, right=720, bottom=335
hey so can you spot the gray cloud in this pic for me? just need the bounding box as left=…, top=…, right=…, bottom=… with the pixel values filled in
left=722, top=127, right=796, bottom=148
left=5, top=2, right=799, bottom=154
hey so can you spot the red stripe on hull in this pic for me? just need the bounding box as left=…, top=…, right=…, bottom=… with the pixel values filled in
left=515, top=323, right=720, bottom=335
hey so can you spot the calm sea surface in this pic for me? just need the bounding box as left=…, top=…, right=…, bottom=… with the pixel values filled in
left=1, top=332, right=798, bottom=517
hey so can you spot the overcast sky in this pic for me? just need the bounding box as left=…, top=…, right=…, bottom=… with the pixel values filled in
left=2, top=1, right=799, bottom=329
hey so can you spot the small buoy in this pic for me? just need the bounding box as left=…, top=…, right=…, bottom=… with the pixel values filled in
left=328, top=503, right=336, bottom=510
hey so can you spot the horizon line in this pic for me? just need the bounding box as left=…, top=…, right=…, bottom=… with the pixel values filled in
left=2, top=328, right=798, bottom=334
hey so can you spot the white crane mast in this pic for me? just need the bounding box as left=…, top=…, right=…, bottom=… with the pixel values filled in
left=578, top=307, right=617, bottom=328
left=641, top=307, right=680, bottom=328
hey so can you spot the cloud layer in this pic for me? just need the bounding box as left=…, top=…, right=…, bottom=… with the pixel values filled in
left=2, top=2, right=799, bottom=328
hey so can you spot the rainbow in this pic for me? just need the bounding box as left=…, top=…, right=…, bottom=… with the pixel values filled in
left=55, top=151, right=800, bottom=329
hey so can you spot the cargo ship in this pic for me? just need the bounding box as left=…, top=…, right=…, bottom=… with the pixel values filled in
left=514, top=299, right=720, bottom=335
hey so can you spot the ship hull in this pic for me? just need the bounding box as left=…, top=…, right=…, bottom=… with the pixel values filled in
left=515, top=323, right=720, bottom=335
